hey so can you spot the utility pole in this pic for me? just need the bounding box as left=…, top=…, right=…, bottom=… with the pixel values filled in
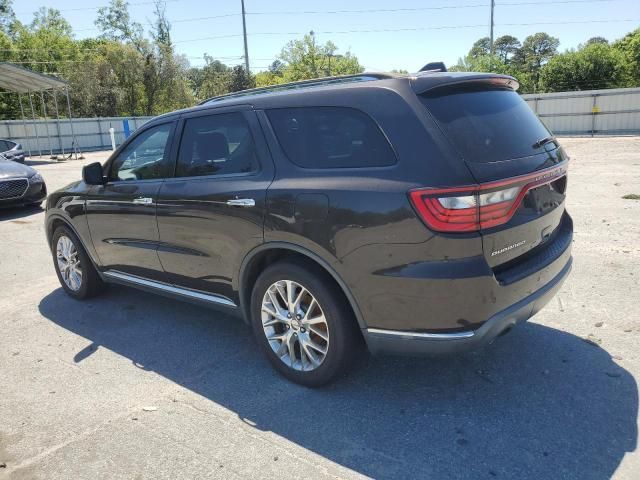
left=489, top=0, right=495, bottom=56
left=241, top=0, right=250, bottom=72
left=489, top=0, right=495, bottom=70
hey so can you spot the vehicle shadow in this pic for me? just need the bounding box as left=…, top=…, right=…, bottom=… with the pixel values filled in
left=0, top=204, right=43, bottom=221
left=39, top=286, right=637, bottom=479
left=24, top=158, right=63, bottom=166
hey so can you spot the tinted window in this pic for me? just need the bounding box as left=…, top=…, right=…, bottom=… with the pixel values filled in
left=420, top=87, right=551, bottom=163
left=0, top=140, right=9, bottom=151
left=177, top=113, right=258, bottom=177
left=110, top=123, right=172, bottom=181
left=267, top=107, right=396, bottom=168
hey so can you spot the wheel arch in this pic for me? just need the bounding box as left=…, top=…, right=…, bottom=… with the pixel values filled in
left=46, top=214, right=77, bottom=247
left=238, top=242, right=366, bottom=330
left=46, top=214, right=101, bottom=268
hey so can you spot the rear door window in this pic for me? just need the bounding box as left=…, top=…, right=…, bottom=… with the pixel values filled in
left=266, top=107, right=396, bottom=168
left=420, top=87, right=551, bottom=163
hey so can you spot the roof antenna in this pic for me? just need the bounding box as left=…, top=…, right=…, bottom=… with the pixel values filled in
left=419, top=62, right=447, bottom=72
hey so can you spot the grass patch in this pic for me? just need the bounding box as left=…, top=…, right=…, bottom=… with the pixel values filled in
left=622, top=194, right=640, bottom=200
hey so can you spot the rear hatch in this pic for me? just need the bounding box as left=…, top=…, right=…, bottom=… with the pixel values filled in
left=414, top=78, right=569, bottom=271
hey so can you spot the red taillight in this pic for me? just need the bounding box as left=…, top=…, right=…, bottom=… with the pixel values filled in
left=409, top=164, right=567, bottom=233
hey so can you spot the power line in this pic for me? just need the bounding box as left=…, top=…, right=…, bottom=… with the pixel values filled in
left=15, top=0, right=181, bottom=15
left=15, top=0, right=620, bottom=17
left=173, top=18, right=640, bottom=44
left=246, top=0, right=619, bottom=15
left=4, top=16, right=636, bottom=52
left=18, top=0, right=626, bottom=33
left=498, top=0, right=617, bottom=4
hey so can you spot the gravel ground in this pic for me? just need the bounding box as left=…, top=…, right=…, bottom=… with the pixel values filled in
left=0, top=138, right=639, bottom=480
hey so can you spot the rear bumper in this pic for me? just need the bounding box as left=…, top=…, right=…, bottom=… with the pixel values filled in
left=364, top=254, right=572, bottom=356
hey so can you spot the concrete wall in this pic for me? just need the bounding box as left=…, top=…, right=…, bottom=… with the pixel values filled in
left=522, top=87, right=640, bottom=136
left=0, top=116, right=152, bottom=156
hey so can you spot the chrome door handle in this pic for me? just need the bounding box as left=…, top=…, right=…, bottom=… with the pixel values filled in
left=226, top=198, right=255, bottom=207
left=132, top=197, right=154, bottom=205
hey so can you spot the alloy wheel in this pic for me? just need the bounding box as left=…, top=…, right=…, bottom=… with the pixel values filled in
left=261, top=280, right=330, bottom=372
left=56, top=235, right=83, bottom=292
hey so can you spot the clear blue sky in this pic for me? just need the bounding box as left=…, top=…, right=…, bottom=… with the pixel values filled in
left=14, top=0, right=640, bottom=71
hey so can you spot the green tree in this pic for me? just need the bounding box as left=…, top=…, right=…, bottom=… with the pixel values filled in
left=613, top=28, right=640, bottom=86
left=94, top=0, right=191, bottom=115
left=493, top=35, right=521, bottom=63
left=540, top=42, right=626, bottom=91
left=516, top=32, right=560, bottom=92
left=189, top=54, right=231, bottom=99
left=451, top=54, right=512, bottom=75
left=279, top=32, right=363, bottom=81
left=0, top=0, right=15, bottom=34
left=226, top=65, right=255, bottom=92
left=469, top=37, right=491, bottom=58
left=268, top=60, right=285, bottom=75
left=10, top=8, right=76, bottom=74
left=95, top=0, right=143, bottom=49
left=254, top=70, right=285, bottom=88
left=586, top=36, right=609, bottom=45
left=31, top=7, right=73, bottom=37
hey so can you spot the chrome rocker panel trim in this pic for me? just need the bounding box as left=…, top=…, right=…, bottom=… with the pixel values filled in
left=102, top=270, right=237, bottom=308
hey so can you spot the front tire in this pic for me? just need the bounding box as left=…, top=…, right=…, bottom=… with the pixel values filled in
left=52, top=226, right=104, bottom=299
left=250, top=261, right=359, bottom=387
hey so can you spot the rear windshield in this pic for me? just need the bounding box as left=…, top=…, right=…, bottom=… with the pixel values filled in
left=420, top=87, right=551, bottom=163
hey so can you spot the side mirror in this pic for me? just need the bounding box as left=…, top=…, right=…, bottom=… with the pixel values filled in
left=82, top=162, right=105, bottom=185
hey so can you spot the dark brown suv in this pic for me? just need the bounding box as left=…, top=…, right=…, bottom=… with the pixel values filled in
left=46, top=72, right=572, bottom=386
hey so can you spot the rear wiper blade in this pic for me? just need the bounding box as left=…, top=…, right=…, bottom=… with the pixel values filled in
left=532, top=136, right=556, bottom=149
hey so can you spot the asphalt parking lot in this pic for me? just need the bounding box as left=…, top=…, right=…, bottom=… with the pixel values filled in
left=1, top=137, right=639, bottom=479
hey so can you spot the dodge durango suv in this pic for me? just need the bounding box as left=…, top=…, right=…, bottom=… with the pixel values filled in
left=45, top=72, right=572, bottom=386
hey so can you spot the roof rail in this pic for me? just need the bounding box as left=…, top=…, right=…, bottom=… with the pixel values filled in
left=199, top=73, right=396, bottom=105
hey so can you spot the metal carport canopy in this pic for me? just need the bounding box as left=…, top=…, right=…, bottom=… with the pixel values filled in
left=0, top=62, right=81, bottom=160
left=0, top=62, right=67, bottom=93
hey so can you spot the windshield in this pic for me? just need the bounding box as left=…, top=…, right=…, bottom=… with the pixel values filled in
left=421, top=87, right=552, bottom=163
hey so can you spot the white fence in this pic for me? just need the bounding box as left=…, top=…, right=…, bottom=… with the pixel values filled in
left=523, top=87, right=640, bottom=136
left=0, top=116, right=152, bottom=156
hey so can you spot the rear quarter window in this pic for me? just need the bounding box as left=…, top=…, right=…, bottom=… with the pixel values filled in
left=420, top=87, right=551, bottom=163
left=266, top=107, right=396, bottom=169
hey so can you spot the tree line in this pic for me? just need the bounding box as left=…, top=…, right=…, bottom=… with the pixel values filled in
left=1, top=0, right=639, bottom=120
left=452, top=30, right=640, bottom=93
left=0, top=0, right=364, bottom=119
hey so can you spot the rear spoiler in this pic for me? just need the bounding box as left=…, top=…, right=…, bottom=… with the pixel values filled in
left=419, top=62, right=447, bottom=72
left=410, top=73, right=519, bottom=95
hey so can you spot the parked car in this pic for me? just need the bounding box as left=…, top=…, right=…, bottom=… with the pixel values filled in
left=45, top=72, right=572, bottom=386
left=0, top=139, right=27, bottom=163
left=0, top=152, right=47, bottom=207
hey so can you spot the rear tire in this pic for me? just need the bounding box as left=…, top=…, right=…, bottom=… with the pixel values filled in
left=250, top=261, right=359, bottom=387
left=52, top=226, right=104, bottom=300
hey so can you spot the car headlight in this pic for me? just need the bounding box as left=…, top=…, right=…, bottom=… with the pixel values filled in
left=30, top=172, right=44, bottom=183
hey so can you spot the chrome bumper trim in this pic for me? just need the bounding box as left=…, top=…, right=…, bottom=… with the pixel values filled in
left=366, top=327, right=475, bottom=340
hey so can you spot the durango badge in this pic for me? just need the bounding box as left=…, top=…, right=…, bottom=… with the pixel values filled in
left=491, top=240, right=527, bottom=257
